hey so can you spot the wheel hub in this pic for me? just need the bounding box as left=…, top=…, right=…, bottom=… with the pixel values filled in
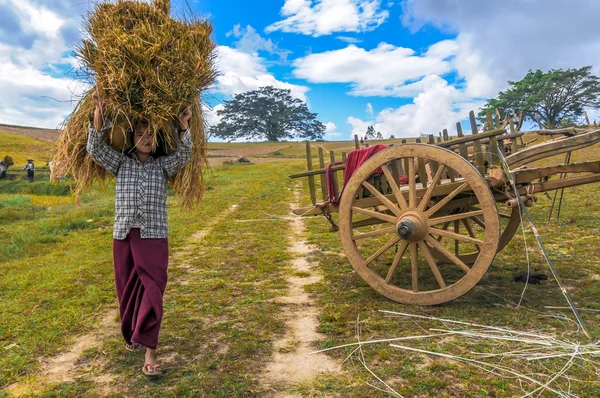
left=396, top=211, right=427, bottom=242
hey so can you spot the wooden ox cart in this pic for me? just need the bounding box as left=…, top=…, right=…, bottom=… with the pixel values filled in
left=290, top=111, right=600, bottom=305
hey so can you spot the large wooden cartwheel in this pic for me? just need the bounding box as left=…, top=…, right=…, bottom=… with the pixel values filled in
left=338, top=144, right=500, bottom=305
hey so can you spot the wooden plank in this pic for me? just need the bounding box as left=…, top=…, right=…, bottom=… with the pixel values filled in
left=354, top=135, right=360, bottom=150
left=436, top=128, right=506, bottom=149
left=509, top=120, right=519, bottom=152
left=469, top=110, right=485, bottom=174
left=455, top=122, right=469, bottom=160
left=317, top=146, right=328, bottom=201
left=415, top=138, right=428, bottom=188
left=489, top=137, right=500, bottom=166
left=290, top=164, right=344, bottom=179
left=585, top=111, right=591, bottom=127
left=506, top=129, right=600, bottom=167
left=390, top=157, right=400, bottom=185
left=518, top=173, right=600, bottom=196
left=329, top=150, right=339, bottom=201
left=514, top=161, right=600, bottom=184
left=485, top=113, right=495, bottom=165
left=428, top=134, right=439, bottom=175
left=305, top=141, right=316, bottom=205
left=442, top=129, right=455, bottom=182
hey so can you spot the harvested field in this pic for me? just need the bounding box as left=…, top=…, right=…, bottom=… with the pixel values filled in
left=207, top=145, right=290, bottom=157
left=207, top=156, right=298, bottom=166
left=0, top=124, right=60, bottom=142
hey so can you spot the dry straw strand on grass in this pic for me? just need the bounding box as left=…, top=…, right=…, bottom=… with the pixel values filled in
left=54, top=0, right=217, bottom=208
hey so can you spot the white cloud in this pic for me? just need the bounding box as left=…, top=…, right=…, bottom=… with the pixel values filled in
left=226, top=24, right=291, bottom=61
left=348, top=75, right=484, bottom=138
left=347, top=116, right=371, bottom=138
left=203, top=103, right=225, bottom=127
left=293, top=41, right=456, bottom=97
left=266, top=0, right=390, bottom=37
left=365, top=103, right=373, bottom=115
left=336, top=36, right=363, bottom=44
left=402, top=0, right=600, bottom=96
left=324, top=121, right=343, bottom=137
left=0, top=0, right=87, bottom=128
left=215, top=46, right=310, bottom=102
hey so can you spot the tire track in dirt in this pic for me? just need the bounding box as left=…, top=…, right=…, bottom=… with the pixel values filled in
left=261, top=185, right=340, bottom=397
left=5, top=200, right=246, bottom=397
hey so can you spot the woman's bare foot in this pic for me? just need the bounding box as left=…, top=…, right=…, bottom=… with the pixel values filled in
left=143, top=348, right=163, bottom=376
left=145, top=348, right=158, bottom=366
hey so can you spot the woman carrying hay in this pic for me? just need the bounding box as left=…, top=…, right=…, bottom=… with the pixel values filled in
left=87, top=90, right=191, bottom=376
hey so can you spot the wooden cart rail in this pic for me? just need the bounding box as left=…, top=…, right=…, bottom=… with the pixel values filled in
left=291, top=110, right=537, bottom=208
left=292, top=160, right=600, bottom=217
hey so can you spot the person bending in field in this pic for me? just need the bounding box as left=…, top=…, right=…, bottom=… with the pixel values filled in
left=87, top=89, right=192, bottom=377
left=0, top=161, right=7, bottom=180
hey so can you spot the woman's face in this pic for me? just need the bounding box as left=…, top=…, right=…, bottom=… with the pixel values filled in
left=134, top=124, right=156, bottom=154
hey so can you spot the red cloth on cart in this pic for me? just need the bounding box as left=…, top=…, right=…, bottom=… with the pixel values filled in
left=326, top=144, right=389, bottom=205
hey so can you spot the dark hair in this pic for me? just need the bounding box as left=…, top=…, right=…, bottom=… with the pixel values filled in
left=126, top=126, right=168, bottom=158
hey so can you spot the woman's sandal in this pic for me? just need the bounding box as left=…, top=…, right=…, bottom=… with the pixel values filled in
left=125, top=343, right=141, bottom=352
left=142, top=363, right=163, bottom=376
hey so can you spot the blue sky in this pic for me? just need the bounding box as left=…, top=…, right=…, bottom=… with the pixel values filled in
left=1, top=0, right=600, bottom=140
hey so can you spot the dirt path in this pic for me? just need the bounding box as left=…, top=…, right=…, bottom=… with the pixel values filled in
left=261, top=186, right=340, bottom=396
left=5, top=202, right=245, bottom=397
left=6, top=309, right=121, bottom=396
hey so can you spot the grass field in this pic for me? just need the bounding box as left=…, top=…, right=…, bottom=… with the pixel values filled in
left=1, top=129, right=599, bottom=397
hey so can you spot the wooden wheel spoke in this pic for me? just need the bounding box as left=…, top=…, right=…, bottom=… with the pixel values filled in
left=454, top=221, right=460, bottom=256
left=352, top=206, right=397, bottom=224
left=353, top=226, right=397, bottom=240
left=364, top=236, right=401, bottom=267
left=429, top=227, right=483, bottom=246
left=410, top=243, right=419, bottom=291
left=499, top=212, right=512, bottom=220
left=424, top=182, right=469, bottom=217
left=461, top=219, right=482, bottom=251
left=428, top=210, right=484, bottom=226
left=418, top=241, right=446, bottom=289
left=385, top=240, right=409, bottom=284
left=418, top=165, right=446, bottom=212
left=470, top=215, right=486, bottom=228
left=381, top=166, right=408, bottom=211
left=362, top=181, right=403, bottom=217
left=436, top=221, right=450, bottom=242
left=408, top=157, right=417, bottom=208
left=425, top=235, right=471, bottom=273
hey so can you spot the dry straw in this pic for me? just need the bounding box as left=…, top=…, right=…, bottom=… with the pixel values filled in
left=54, top=0, right=217, bottom=208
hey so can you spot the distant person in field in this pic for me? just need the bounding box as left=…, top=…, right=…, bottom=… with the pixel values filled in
left=0, top=161, right=7, bottom=180
left=87, top=89, right=192, bottom=377
left=22, top=159, right=35, bottom=182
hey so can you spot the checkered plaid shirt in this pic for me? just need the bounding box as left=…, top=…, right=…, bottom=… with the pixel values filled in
left=87, top=120, right=192, bottom=240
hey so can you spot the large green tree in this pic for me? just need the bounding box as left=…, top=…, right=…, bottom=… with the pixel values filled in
left=210, top=86, right=326, bottom=141
left=479, top=66, right=600, bottom=128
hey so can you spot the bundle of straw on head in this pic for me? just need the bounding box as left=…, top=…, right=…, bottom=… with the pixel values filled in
left=2, top=156, right=14, bottom=167
left=54, top=0, right=217, bottom=208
